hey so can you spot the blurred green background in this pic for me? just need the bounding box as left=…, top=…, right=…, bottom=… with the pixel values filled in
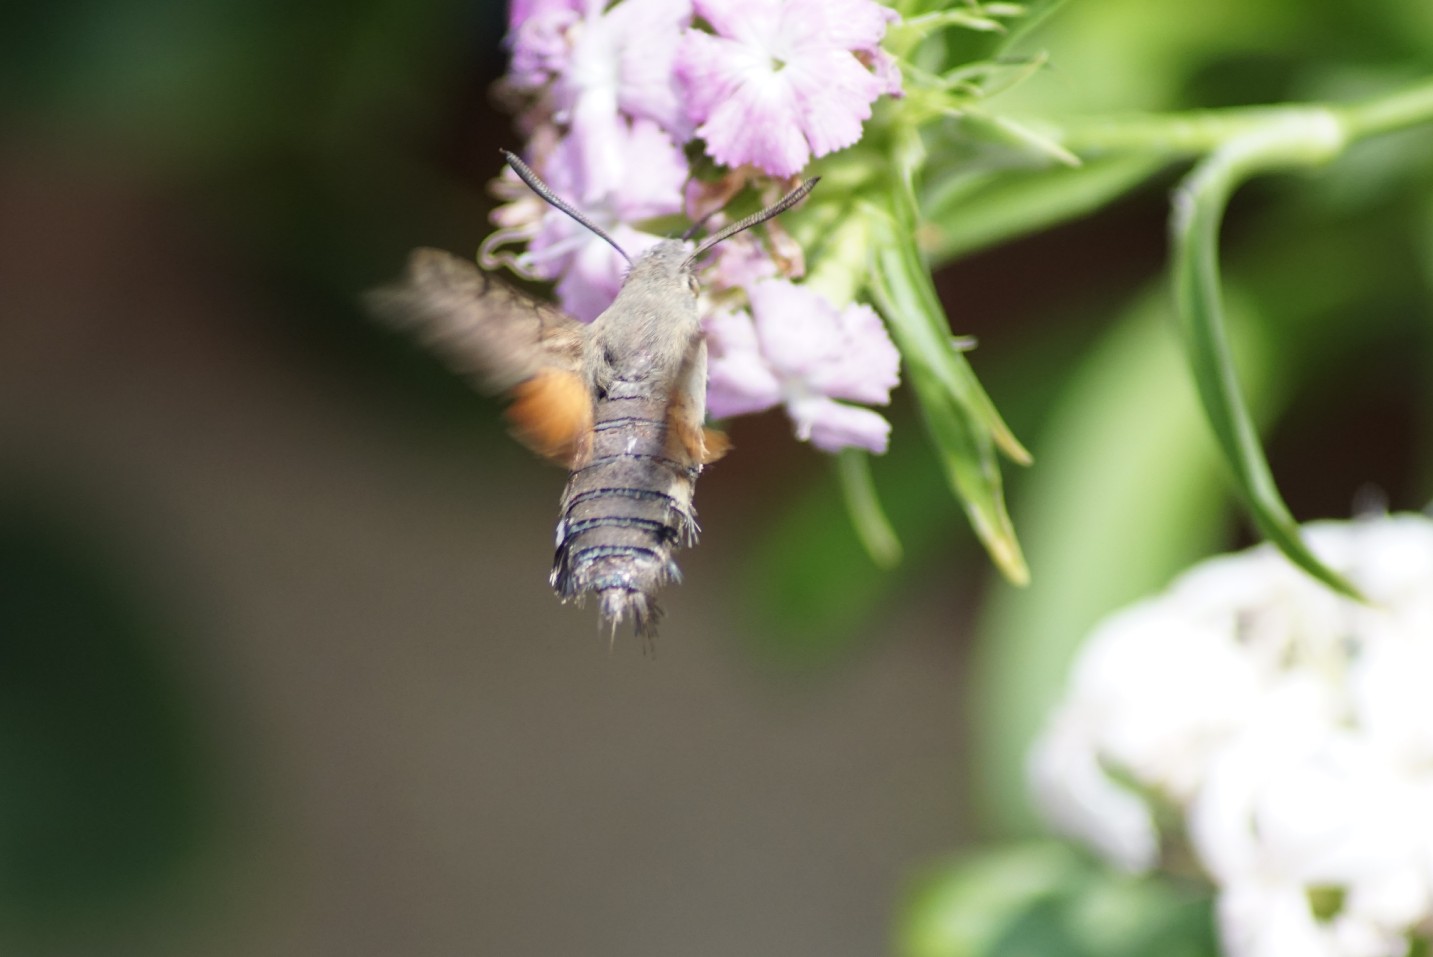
left=1, top=0, right=1429, bottom=954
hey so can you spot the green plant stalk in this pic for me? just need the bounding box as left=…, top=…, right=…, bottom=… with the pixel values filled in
left=1034, top=77, right=1433, bottom=159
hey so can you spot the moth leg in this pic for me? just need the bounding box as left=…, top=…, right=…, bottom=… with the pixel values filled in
left=505, top=368, right=594, bottom=468
left=663, top=339, right=726, bottom=467
left=664, top=403, right=733, bottom=466
left=700, top=428, right=731, bottom=464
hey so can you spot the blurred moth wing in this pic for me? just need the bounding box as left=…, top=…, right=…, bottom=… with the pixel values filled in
left=367, top=248, right=594, bottom=467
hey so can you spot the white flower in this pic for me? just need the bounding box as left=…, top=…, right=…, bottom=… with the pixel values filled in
left=1352, top=635, right=1433, bottom=768
left=1028, top=710, right=1159, bottom=873
left=1029, top=512, right=1433, bottom=957
left=1029, top=600, right=1265, bottom=810
left=1216, top=881, right=1339, bottom=957
left=1196, top=725, right=1428, bottom=957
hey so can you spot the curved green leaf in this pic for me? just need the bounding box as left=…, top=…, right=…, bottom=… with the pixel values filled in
left=1169, top=114, right=1362, bottom=599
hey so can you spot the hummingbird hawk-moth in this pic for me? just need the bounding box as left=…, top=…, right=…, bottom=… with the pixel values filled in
left=368, top=151, right=817, bottom=638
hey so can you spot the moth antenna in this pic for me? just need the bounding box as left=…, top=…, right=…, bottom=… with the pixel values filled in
left=500, top=149, right=633, bottom=265
left=685, top=177, right=820, bottom=266
left=680, top=208, right=717, bottom=242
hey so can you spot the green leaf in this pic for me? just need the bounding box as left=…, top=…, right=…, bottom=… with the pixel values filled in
left=837, top=448, right=903, bottom=569
left=900, top=843, right=1218, bottom=957
left=865, top=174, right=1030, bottom=583
left=1169, top=114, right=1363, bottom=600
left=899, top=842, right=1215, bottom=957
left=900, top=844, right=1088, bottom=957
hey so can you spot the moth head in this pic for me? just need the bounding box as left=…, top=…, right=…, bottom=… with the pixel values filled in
left=500, top=149, right=818, bottom=284
left=622, top=240, right=701, bottom=298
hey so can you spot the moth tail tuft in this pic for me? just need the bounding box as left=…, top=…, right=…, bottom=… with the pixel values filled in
left=599, top=589, right=662, bottom=639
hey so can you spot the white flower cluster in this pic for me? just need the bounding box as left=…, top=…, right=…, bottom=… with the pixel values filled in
left=1030, top=513, right=1433, bottom=957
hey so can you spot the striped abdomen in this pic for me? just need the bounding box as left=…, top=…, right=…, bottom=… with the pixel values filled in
left=549, top=391, right=700, bottom=637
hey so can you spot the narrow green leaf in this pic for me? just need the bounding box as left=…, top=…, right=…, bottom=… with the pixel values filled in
left=837, top=448, right=903, bottom=569
left=871, top=168, right=1033, bottom=464
left=972, top=111, right=1083, bottom=167
left=866, top=183, right=1030, bottom=583
left=1169, top=117, right=1362, bottom=600
left=994, top=0, right=1072, bottom=54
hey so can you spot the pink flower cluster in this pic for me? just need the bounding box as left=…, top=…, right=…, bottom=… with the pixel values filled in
left=495, top=0, right=903, bottom=453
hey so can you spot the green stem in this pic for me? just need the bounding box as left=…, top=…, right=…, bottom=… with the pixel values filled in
left=1033, top=76, right=1433, bottom=159
left=1337, top=76, right=1433, bottom=138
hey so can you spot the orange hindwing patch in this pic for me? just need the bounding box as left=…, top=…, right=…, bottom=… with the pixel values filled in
left=505, top=369, right=594, bottom=467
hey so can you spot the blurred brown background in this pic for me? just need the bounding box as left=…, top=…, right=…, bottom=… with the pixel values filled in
left=0, top=2, right=985, bottom=954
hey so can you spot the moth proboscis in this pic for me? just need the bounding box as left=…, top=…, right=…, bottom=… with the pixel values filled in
left=368, top=150, right=817, bottom=640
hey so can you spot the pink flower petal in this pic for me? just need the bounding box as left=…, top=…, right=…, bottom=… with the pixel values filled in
left=508, top=4, right=581, bottom=88
left=541, top=0, right=694, bottom=196
left=554, top=236, right=625, bottom=323
left=704, top=308, right=783, bottom=417
left=678, top=0, right=899, bottom=175
left=614, top=119, right=689, bottom=220
left=705, top=233, right=779, bottom=290
left=678, top=32, right=814, bottom=176
left=693, top=0, right=780, bottom=45
left=611, top=0, right=694, bottom=137
left=792, top=0, right=896, bottom=51
left=746, top=280, right=899, bottom=406
left=746, top=279, right=834, bottom=375
left=699, top=84, right=812, bottom=176
left=785, top=49, right=883, bottom=157
left=564, top=89, right=627, bottom=203
left=787, top=395, right=892, bottom=453
left=805, top=301, right=900, bottom=404
left=524, top=120, right=686, bottom=287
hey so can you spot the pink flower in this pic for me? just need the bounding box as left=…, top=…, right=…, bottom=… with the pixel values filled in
left=511, top=0, right=693, bottom=201
left=703, top=233, right=780, bottom=290
left=519, top=119, right=689, bottom=322
left=705, top=279, right=900, bottom=453
left=507, top=0, right=584, bottom=89
left=508, top=0, right=579, bottom=29
left=677, top=0, right=901, bottom=177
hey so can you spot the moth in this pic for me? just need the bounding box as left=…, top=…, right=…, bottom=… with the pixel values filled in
left=368, top=151, right=817, bottom=638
